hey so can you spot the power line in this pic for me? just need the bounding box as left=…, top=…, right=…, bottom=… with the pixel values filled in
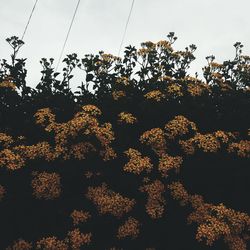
left=56, top=0, right=81, bottom=72
left=118, top=0, right=135, bottom=57
left=21, top=0, right=39, bottom=40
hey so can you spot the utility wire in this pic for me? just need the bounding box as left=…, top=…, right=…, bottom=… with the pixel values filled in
left=56, top=0, right=81, bottom=72
left=118, top=0, right=135, bottom=57
left=21, top=0, right=39, bottom=40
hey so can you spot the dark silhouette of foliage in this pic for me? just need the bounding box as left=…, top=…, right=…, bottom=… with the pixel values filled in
left=0, top=33, right=249, bottom=250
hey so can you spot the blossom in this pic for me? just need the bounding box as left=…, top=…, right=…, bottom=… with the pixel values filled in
left=31, top=172, right=61, bottom=200
left=144, top=90, right=166, bottom=102
left=86, top=183, right=135, bottom=217
left=118, top=112, right=137, bottom=124
left=117, top=217, right=140, bottom=239
left=123, top=148, right=153, bottom=174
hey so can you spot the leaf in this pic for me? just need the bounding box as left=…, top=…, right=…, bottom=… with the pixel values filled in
left=86, top=74, right=94, bottom=82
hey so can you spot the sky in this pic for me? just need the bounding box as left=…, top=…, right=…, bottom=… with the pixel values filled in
left=0, top=0, right=250, bottom=90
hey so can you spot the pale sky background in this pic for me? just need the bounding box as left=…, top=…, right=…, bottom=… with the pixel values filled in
left=0, top=0, right=250, bottom=90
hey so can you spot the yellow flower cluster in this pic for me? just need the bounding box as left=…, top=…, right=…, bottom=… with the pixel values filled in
left=34, top=108, right=56, bottom=129
left=179, top=133, right=220, bottom=154
left=67, top=229, right=92, bottom=249
left=31, top=172, right=61, bottom=200
left=81, top=105, right=102, bottom=116
left=166, top=84, right=183, bottom=97
left=210, top=62, right=223, bottom=68
left=144, top=90, right=166, bottom=102
left=168, top=181, right=189, bottom=206
left=8, top=231, right=92, bottom=250
left=33, top=105, right=116, bottom=161
left=187, top=83, right=204, bottom=97
left=117, top=217, right=140, bottom=239
left=118, top=112, right=137, bottom=124
left=0, top=133, right=13, bottom=148
left=0, top=184, right=5, bottom=201
left=191, top=203, right=250, bottom=248
left=140, top=128, right=167, bottom=156
left=101, top=53, right=120, bottom=63
left=164, top=115, right=197, bottom=139
left=158, top=154, right=183, bottom=177
left=139, top=180, right=166, bottom=219
left=14, top=142, right=54, bottom=161
left=214, top=130, right=232, bottom=143
left=168, top=181, right=250, bottom=249
left=0, top=149, right=25, bottom=170
left=70, top=210, right=91, bottom=226
left=6, top=239, right=33, bottom=250
left=123, top=148, right=153, bottom=175
left=156, top=40, right=173, bottom=51
left=224, top=235, right=248, bottom=250
left=196, top=217, right=231, bottom=246
left=69, top=142, right=96, bottom=160
left=36, top=237, right=68, bottom=250
left=86, top=183, right=136, bottom=217
left=116, top=76, right=130, bottom=86
left=112, top=90, right=126, bottom=100
left=5, top=102, right=218, bottom=173
left=227, top=140, right=250, bottom=158
left=138, top=41, right=156, bottom=56
left=179, top=76, right=211, bottom=97
left=0, top=80, right=17, bottom=90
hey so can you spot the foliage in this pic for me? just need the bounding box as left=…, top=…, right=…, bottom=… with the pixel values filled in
left=0, top=33, right=249, bottom=250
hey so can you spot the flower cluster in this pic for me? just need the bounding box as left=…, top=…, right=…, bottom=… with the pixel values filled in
left=69, top=142, right=96, bottom=160
left=214, top=130, right=236, bottom=144
left=31, top=172, right=61, bottom=200
left=117, top=217, right=140, bottom=239
left=168, top=182, right=189, bottom=206
left=166, top=83, right=183, bottom=97
left=0, top=133, right=13, bottom=148
left=144, top=90, right=166, bottom=102
left=139, top=180, right=166, bottom=219
left=86, top=183, right=136, bottom=217
left=224, top=235, right=248, bottom=250
left=0, top=80, right=17, bottom=90
left=179, top=133, right=221, bottom=154
left=157, top=40, right=173, bottom=50
left=70, top=210, right=91, bottom=226
left=36, top=236, right=68, bottom=250
left=0, top=149, right=25, bottom=170
left=0, top=184, right=5, bottom=201
left=81, top=105, right=102, bottom=116
left=164, top=115, right=197, bottom=139
left=187, top=83, right=204, bottom=96
left=0, top=105, right=116, bottom=170
left=196, top=217, right=231, bottom=245
left=227, top=140, right=250, bottom=158
left=34, top=108, right=56, bottom=129
left=101, top=53, right=120, bottom=63
left=158, top=154, right=183, bottom=177
left=140, top=128, right=167, bottom=156
left=116, top=76, right=130, bottom=86
left=33, top=105, right=116, bottom=161
left=112, top=90, right=126, bottom=100
left=118, top=112, right=137, bottom=124
left=67, top=229, right=92, bottom=249
left=6, top=239, right=33, bottom=250
left=168, top=181, right=250, bottom=250
left=123, top=148, right=153, bottom=175
left=14, top=142, right=54, bottom=161
left=182, top=76, right=211, bottom=97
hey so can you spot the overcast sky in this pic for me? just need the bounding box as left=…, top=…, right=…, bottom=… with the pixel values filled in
left=0, top=0, right=250, bottom=90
